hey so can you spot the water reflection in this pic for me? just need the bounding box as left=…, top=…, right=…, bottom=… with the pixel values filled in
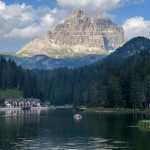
left=0, top=109, right=150, bottom=150
left=5, top=108, right=43, bottom=116
left=4, top=109, right=45, bottom=124
left=12, top=136, right=129, bottom=150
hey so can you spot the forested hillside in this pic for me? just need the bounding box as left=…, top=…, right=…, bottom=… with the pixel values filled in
left=0, top=57, right=41, bottom=102
left=0, top=37, right=150, bottom=109
left=34, top=37, right=150, bottom=108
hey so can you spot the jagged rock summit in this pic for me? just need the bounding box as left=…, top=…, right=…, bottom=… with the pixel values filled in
left=16, top=9, right=124, bottom=58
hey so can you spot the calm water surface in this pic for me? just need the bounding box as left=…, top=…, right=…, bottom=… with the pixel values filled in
left=0, top=109, right=150, bottom=150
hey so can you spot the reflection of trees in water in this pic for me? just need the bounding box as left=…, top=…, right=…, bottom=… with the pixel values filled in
left=132, top=112, right=150, bottom=122
left=0, top=110, right=150, bottom=150
left=5, top=109, right=42, bottom=117
left=82, top=113, right=150, bottom=142
left=0, top=109, right=48, bottom=149
left=4, top=109, right=43, bottom=124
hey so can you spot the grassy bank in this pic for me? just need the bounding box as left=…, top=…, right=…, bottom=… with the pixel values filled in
left=0, top=89, right=23, bottom=106
left=138, top=120, right=150, bottom=131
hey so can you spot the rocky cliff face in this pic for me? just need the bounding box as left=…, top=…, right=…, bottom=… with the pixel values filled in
left=16, top=9, right=124, bottom=58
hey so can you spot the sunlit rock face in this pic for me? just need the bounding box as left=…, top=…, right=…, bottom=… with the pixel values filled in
left=16, top=9, right=124, bottom=58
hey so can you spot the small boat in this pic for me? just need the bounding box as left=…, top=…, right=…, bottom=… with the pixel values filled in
left=73, top=114, right=82, bottom=120
left=22, top=106, right=31, bottom=110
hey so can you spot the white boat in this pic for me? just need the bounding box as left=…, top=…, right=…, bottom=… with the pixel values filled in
left=73, top=114, right=82, bottom=120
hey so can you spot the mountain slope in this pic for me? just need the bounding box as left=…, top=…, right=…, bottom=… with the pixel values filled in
left=16, top=9, right=124, bottom=58
left=105, top=36, right=150, bottom=61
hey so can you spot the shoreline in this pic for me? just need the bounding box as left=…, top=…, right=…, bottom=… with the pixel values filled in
left=0, top=106, right=49, bottom=111
left=1, top=106, right=150, bottom=114
left=83, top=108, right=150, bottom=114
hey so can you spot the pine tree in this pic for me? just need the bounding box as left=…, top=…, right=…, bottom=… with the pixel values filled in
left=106, top=75, right=124, bottom=108
left=144, top=75, right=150, bottom=109
left=130, top=73, right=145, bottom=109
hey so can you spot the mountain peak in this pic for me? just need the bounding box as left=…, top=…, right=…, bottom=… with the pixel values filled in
left=96, top=12, right=109, bottom=19
left=71, top=9, right=84, bottom=17
left=108, top=36, right=150, bottom=60
left=125, top=36, right=150, bottom=45
left=16, top=9, right=124, bottom=58
left=94, top=12, right=114, bottom=27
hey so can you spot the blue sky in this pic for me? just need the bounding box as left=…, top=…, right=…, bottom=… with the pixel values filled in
left=0, top=0, right=150, bottom=53
left=112, top=0, right=150, bottom=24
left=4, top=0, right=57, bottom=8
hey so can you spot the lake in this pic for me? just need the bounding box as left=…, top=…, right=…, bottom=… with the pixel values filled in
left=0, top=109, right=150, bottom=150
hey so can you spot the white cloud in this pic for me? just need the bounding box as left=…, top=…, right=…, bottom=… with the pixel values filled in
left=57, top=0, right=143, bottom=13
left=0, top=2, right=64, bottom=38
left=5, top=26, right=41, bottom=38
left=0, top=1, right=69, bottom=52
left=0, top=0, right=147, bottom=52
left=123, top=16, right=150, bottom=40
left=0, top=1, right=5, bottom=11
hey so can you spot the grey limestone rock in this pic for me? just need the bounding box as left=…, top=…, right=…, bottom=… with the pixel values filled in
left=16, top=9, right=124, bottom=58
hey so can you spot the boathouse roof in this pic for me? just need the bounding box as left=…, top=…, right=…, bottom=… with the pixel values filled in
left=5, top=98, right=41, bottom=103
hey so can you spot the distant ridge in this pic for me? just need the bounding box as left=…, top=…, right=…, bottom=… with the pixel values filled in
left=2, top=54, right=105, bottom=70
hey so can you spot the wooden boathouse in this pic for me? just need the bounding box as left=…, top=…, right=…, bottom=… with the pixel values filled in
left=5, top=98, right=41, bottom=108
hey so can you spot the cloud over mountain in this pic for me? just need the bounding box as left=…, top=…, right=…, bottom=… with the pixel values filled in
left=0, top=0, right=149, bottom=52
